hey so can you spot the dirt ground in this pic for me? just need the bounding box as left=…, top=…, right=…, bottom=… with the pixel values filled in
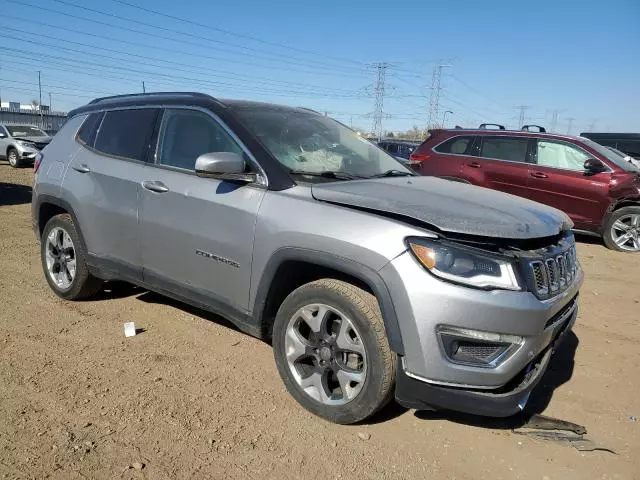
left=1, top=163, right=638, bottom=480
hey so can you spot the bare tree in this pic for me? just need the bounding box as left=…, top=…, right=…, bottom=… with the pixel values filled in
left=31, top=99, right=40, bottom=111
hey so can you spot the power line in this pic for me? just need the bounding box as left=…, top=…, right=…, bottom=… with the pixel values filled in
left=0, top=25, right=360, bottom=94
left=5, top=0, right=369, bottom=78
left=106, top=0, right=366, bottom=69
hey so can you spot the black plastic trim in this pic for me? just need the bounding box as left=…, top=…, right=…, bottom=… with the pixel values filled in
left=34, top=195, right=87, bottom=251
left=252, top=247, right=404, bottom=354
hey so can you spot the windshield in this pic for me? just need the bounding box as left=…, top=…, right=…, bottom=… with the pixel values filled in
left=6, top=125, right=47, bottom=137
left=580, top=137, right=639, bottom=172
left=230, top=106, right=412, bottom=179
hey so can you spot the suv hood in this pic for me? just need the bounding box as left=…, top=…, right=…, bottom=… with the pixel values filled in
left=14, top=136, right=51, bottom=143
left=311, top=177, right=572, bottom=239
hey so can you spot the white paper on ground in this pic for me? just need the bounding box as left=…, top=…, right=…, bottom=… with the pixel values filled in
left=124, top=322, right=136, bottom=337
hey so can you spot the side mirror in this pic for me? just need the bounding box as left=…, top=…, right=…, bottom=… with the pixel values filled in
left=195, top=152, right=256, bottom=182
left=583, top=158, right=607, bottom=175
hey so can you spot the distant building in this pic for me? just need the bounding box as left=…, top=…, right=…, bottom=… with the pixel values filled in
left=0, top=99, right=67, bottom=131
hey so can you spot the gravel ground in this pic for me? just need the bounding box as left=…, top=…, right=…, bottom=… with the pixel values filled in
left=1, top=163, right=638, bottom=479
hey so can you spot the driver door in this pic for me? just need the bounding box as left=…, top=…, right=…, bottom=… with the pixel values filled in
left=139, top=108, right=266, bottom=313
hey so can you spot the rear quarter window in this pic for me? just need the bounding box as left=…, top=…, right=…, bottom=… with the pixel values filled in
left=76, top=112, right=104, bottom=147
left=434, top=136, right=474, bottom=155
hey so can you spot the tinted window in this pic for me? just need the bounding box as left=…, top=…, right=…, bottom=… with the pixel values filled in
left=480, top=136, right=528, bottom=162
left=157, top=109, right=243, bottom=171
left=435, top=136, right=473, bottom=155
left=536, top=140, right=590, bottom=171
left=94, top=109, right=158, bottom=161
left=77, top=112, right=104, bottom=147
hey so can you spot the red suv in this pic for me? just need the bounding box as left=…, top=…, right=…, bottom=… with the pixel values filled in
left=410, top=125, right=640, bottom=252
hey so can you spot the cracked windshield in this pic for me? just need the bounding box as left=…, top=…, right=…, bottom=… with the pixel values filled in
left=232, top=106, right=412, bottom=178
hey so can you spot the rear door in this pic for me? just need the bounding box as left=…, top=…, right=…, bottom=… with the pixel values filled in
left=421, top=134, right=475, bottom=179
left=460, top=135, right=532, bottom=198
left=66, top=108, right=159, bottom=279
left=526, top=139, right=611, bottom=230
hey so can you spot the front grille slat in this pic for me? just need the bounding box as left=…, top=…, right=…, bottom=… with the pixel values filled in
left=527, top=245, right=577, bottom=299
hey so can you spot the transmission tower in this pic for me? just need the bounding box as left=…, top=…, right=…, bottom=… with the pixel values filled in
left=515, top=105, right=531, bottom=128
left=370, top=62, right=390, bottom=139
left=566, top=117, right=575, bottom=134
left=427, top=63, right=451, bottom=128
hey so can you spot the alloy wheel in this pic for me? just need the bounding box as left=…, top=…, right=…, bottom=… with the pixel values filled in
left=610, top=214, right=640, bottom=252
left=285, top=303, right=367, bottom=405
left=45, top=227, right=77, bottom=289
left=8, top=150, right=18, bottom=167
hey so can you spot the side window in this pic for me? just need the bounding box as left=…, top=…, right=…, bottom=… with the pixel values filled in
left=479, top=136, right=528, bottom=162
left=77, top=112, right=104, bottom=147
left=537, top=140, right=590, bottom=171
left=434, top=136, right=474, bottom=155
left=94, top=109, right=158, bottom=161
left=157, top=109, right=243, bottom=171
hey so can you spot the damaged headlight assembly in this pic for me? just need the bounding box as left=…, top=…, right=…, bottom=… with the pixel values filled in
left=406, top=237, right=521, bottom=291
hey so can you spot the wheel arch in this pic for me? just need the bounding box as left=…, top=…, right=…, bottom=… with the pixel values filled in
left=602, top=196, right=640, bottom=231
left=252, top=248, right=404, bottom=355
left=35, top=195, right=88, bottom=253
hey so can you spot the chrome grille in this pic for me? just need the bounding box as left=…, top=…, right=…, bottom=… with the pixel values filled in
left=528, top=245, right=577, bottom=299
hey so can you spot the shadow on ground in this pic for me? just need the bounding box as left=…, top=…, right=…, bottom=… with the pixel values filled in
left=0, top=182, right=32, bottom=206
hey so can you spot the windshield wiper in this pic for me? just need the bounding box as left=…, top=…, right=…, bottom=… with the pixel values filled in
left=289, top=170, right=361, bottom=180
left=370, top=169, right=415, bottom=178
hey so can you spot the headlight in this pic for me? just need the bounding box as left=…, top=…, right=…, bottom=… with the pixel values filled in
left=16, top=140, right=36, bottom=148
left=406, top=237, right=521, bottom=291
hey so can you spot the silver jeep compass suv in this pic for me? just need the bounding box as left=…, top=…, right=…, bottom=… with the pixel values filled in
left=32, top=93, right=583, bottom=424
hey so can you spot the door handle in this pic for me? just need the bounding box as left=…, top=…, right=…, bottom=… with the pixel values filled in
left=530, top=171, right=548, bottom=179
left=71, top=164, right=90, bottom=173
left=142, top=181, right=169, bottom=193
left=467, top=162, right=481, bottom=168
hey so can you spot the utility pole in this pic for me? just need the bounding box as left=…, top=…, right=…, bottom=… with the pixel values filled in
left=566, top=117, right=575, bottom=134
left=142, top=81, right=146, bottom=93
left=371, top=62, right=390, bottom=140
left=515, top=105, right=531, bottom=128
left=587, top=119, right=598, bottom=131
left=427, top=63, right=451, bottom=129
left=48, top=92, right=52, bottom=112
left=38, top=70, right=43, bottom=126
left=550, top=110, right=560, bottom=132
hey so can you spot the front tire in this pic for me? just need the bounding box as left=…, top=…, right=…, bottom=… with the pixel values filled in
left=603, top=206, right=640, bottom=252
left=7, top=148, right=21, bottom=168
left=41, top=214, right=103, bottom=299
left=272, top=279, right=396, bottom=424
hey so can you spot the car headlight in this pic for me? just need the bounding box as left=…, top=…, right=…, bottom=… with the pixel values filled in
left=16, top=140, right=36, bottom=148
left=406, top=237, right=521, bottom=291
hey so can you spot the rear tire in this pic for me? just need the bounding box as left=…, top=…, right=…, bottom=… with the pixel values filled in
left=7, top=148, right=21, bottom=168
left=603, top=206, right=640, bottom=252
left=272, top=279, right=396, bottom=424
left=41, top=214, right=103, bottom=299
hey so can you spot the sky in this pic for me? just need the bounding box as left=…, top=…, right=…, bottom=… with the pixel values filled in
left=0, top=0, right=638, bottom=134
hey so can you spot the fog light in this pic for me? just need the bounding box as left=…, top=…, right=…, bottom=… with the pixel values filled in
left=437, top=326, right=523, bottom=368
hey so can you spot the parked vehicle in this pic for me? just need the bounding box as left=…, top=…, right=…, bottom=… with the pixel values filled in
left=410, top=125, right=640, bottom=252
left=0, top=124, right=52, bottom=167
left=377, top=139, right=420, bottom=160
left=606, top=146, right=640, bottom=168
left=580, top=132, right=640, bottom=160
left=33, top=93, right=582, bottom=423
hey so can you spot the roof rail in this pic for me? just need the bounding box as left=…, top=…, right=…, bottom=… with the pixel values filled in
left=88, top=92, right=212, bottom=105
left=521, top=124, right=546, bottom=133
left=478, top=123, right=505, bottom=130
